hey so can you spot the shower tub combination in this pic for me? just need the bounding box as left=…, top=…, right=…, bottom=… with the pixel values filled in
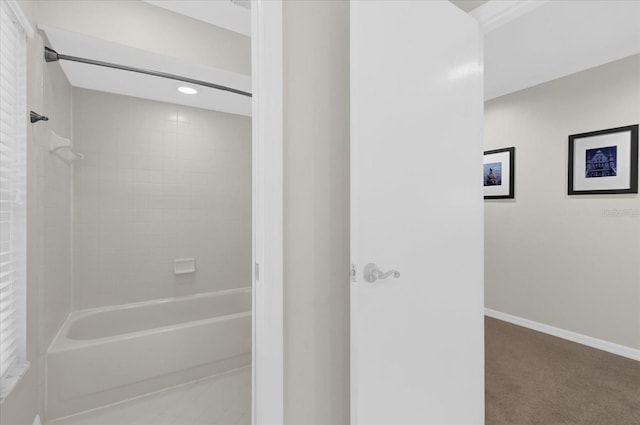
left=46, top=288, right=252, bottom=420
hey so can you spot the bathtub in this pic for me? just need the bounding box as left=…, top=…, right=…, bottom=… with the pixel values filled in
left=46, top=288, right=252, bottom=420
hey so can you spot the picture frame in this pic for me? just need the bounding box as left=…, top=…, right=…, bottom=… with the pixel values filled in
left=484, top=147, right=515, bottom=199
left=568, top=125, right=638, bottom=195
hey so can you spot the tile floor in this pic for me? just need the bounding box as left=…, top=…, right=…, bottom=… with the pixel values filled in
left=47, top=367, right=251, bottom=425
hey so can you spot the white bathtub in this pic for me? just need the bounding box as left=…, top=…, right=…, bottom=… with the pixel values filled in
left=46, top=288, right=252, bottom=420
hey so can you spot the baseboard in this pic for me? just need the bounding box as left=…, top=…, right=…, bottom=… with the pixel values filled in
left=485, top=308, right=640, bottom=362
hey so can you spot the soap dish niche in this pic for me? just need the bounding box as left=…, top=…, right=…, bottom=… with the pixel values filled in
left=174, top=258, right=196, bottom=275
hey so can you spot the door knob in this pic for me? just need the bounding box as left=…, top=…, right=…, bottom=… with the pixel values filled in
left=363, top=263, right=400, bottom=283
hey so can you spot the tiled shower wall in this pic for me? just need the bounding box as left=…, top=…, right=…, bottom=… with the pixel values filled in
left=38, top=41, right=73, bottom=349
left=72, top=88, right=251, bottom=309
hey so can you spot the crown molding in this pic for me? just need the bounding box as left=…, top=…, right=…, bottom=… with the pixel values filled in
left=470, top=0, right=549, bottom=33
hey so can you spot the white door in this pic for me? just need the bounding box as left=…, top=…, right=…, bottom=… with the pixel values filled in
left=351, top=2, right=484, bottom=424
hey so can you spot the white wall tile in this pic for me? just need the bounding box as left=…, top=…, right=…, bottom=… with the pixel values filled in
left=73, top=89, right=251, bottom=308
left=39, top=58, right=74, bottom=350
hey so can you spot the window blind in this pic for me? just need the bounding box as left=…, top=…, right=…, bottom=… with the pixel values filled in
left=0, top=0, right=28, bottom=401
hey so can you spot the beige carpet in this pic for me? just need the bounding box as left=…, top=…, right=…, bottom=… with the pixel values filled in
left=485, top=317, right=640, bottom=425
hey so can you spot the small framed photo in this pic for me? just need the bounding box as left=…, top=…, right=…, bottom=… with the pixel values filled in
left=568, top=125, right=638, bottom=195
left=484, top=147, right=515, bottom=199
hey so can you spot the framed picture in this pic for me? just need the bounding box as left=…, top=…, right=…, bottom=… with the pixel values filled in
left=568, top=124, right=638, bottom=195
left=484, top=147, right=515, bottom=199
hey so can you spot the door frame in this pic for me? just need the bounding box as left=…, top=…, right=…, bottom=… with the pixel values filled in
left=251, top=1, right=284, bottom=424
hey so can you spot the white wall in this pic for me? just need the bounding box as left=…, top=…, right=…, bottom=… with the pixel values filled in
left=283, top=1, right=350, bottom=424
left=73, top=89, right=251, bottom=309
left=485, top=54, right=640, bottom=350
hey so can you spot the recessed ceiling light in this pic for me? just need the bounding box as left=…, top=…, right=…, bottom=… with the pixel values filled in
left=178, top=86, right=198, bottom=95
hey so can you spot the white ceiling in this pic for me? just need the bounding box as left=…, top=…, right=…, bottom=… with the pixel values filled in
left=142, top=0, right=251, bottom=37
left=473, top=0, right=640, bottom=100
left=40, top=25, right=251, bottom=116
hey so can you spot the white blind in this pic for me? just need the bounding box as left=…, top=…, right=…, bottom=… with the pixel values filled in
left=0, top=0, right=28, bottom=397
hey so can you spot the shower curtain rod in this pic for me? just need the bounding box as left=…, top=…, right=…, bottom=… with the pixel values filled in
left=44, top=47, right=252, bottom=98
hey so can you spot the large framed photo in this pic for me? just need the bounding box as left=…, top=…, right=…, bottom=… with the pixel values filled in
left=568, top=125, right=638, bottom=195
left=484, top=147, right=515, bottom=199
